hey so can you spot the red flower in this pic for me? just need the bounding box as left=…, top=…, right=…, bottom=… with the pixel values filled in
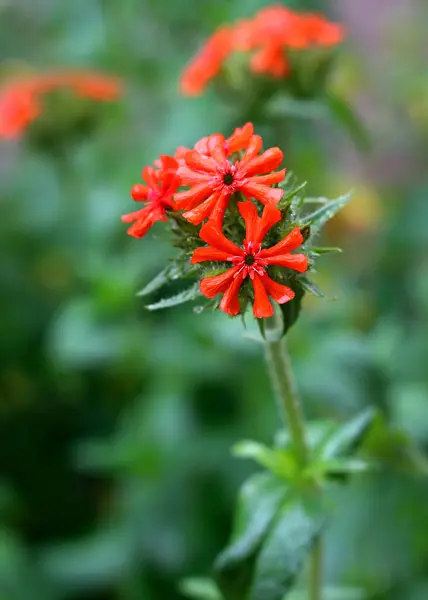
left=0, top=70, right=122, bottom=139
left=122, top=156, right=180, bottom=239
left=191, top=201, right=308, bottom=318
left=180, top=26, right=233, bottom=97
left=175, top=130, right=285, bottom=226
left=179, top=5, right=345, bottom=92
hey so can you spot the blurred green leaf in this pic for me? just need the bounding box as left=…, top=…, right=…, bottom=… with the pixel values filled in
left=214, top=473, right=287, bottom=600
left=47, top=298, right=130, bottom=367
left=232, top=440, right=297, bottom=480
left=179, top=578, right=223, bottom=600
left=249, top=498, right=326, bottom=600
left=320, top=407, right=377, bottom=460
left=324, top=92, right=371, bottom=153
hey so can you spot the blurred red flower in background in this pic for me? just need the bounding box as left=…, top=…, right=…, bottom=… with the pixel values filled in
left=191, top=201, right=308, bottom=317
left=0, top=70, right=122, bottom=139
left=180, top=4, right=345, bottom=95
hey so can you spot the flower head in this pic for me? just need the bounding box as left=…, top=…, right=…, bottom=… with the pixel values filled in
left=180, top=6, right=345, bottom=94
left=175, top=130, right=285, bottom=226
left=0, top=70, right=122, bottom=139
left=122, top=156, right=180, bottom=239
left=191, top=201, right=308, bottom=318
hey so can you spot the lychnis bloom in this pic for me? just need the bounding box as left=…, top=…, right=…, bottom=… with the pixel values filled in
left=0, top=69, right=122, bottom=139
left=175, top=132, right=285, bottom=226
left=180, top=5, right=345, bottom=95
left=122, top=156, right=180, bottom=238
left=191, top=201, right=308, bottom=318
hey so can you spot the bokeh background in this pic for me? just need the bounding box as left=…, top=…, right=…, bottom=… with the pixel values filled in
left=1, top=0, right=428, bottom=599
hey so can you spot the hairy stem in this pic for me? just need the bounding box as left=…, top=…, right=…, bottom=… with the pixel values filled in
left=264, top=312, right=322, bottom=600
left=264, top=313, right=308, bottom=466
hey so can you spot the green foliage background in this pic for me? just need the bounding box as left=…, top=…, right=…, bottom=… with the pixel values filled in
left=1, top=0, right=428, bottom=599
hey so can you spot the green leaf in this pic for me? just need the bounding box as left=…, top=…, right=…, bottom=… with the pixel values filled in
left=324, top=92, right=371, bottom=153
left=299, top=276, right=324, bottom=298
left=249, top=498, right=326, bottom=600
left=214, top=473, right=287, bottom=600
left=137, top=265, right=180, bottom=296
left=322, top=458, right=373, bottom=474
left=279, top=283, right=305, bottom=336
left=145, top=284, right=201, bottom=310
left=232, top=440, right=297, bottom=480
left=320, top=407, right=377, bottom=460
left=179, top=578, right=223, bottom=600
left=363, top=416, right=428, bottom=475
left=303, top=192, right=352, bottom=236
left=137, top=263, right=198, bottom=297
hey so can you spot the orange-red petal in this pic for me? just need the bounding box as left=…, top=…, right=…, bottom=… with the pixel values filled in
left=208, top=134, right=227, bottom=163
left=191, top=247, right=233, bottom=264
left=183, top=192, right=222, bottom=225
left=131, top=184, right=149, bottom=201
left=241, top=134, right=263, bottom=163
left=263, top=253, right=308, bottom=272
left=184, top=150, right=218, bottom=173
left=226, top=122, right=254, bottom=154
left=251, top=274, right=275, bottom=318
left=175, top=183, right=212, bottom=210
left=248, top=168, right=286, bottom=186
left=200, top=265, right=241, bottom=299
left=262, top=273, right=295, bottom=304
left=240, top=182, right=283, bottom=205
left=198, top=221, right=242, bottom=255
left=219, top=273, right=244, bottom=316
left=241, top=148, right=283, bottom=177
left=259, top=227, right=304, bottom=257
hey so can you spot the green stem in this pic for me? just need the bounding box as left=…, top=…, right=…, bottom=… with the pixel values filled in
left=264, top=312, right=322, bottom=600
left=264, top=314, right=308, bottom=467
left=309, top=539, right=323, bottom=600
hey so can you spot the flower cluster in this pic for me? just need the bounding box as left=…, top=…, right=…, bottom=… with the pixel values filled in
left=123, top=123, right=309, bottom=318
left=0, top=70, right=122, bottom=139
left=180, top=5, right=344, bottom=96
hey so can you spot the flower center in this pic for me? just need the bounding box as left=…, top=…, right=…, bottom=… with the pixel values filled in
left=223, top=173, right=234, bottom=185
left=245, top=254, right=255, bottom=266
